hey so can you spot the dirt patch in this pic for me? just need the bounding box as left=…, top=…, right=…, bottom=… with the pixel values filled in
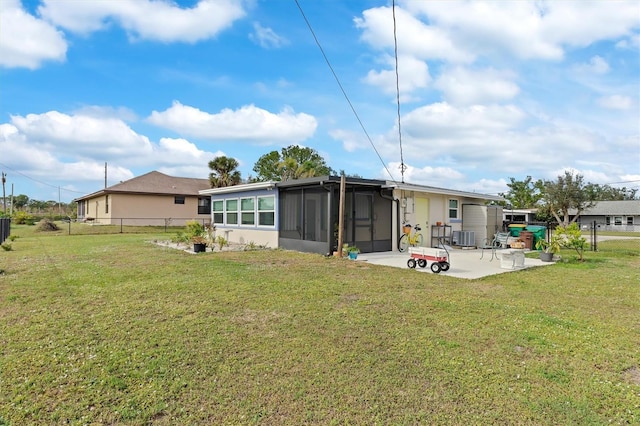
left=622, top=365, right=640, bottom=385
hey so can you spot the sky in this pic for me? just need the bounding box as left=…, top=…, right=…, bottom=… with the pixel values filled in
left=1, top=0, right=639, bottom=204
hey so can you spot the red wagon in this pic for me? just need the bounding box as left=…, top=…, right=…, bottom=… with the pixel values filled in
left=407, top=247, right=450, bottom=273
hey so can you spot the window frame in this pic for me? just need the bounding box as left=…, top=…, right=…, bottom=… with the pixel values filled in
left=197, top=197, right=211, bottom=215
left=212, top=200, right=224, bottom=224
left=240, top=197, right=255, bottom=225
left=448, top=199, right=459, bottom=220
left=225, top=198, right=239, bottom=225
left=257, top=195, right=276, bottom=227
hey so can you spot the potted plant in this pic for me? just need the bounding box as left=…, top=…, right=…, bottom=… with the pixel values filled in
left=535, top=235, right=560, bottom=262
left=345, top=245, right=360, bottom=260
left=191, top=235, right=208, bottom=253
left=186, top=220, right=208, bottom=253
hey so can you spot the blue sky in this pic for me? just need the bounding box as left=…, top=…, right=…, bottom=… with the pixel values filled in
left=1, top=0, right=639, bottom=203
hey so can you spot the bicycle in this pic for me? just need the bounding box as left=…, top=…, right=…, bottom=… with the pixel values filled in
left=398, top=223, right=423, bottom=252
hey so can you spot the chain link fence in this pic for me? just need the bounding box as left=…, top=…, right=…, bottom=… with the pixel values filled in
left=56, top=217, right=210, bottom=235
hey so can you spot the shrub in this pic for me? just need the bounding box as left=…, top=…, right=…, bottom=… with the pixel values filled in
left=556, top=222, right=588, bottom=261
left=13, top=211, right=34, bottom=225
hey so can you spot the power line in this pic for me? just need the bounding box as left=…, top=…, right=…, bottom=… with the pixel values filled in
left=294, top=0, right=399, bottom=184
left=0, top=162, right=86, bottom=195
left=392, top=0, right=406, bottom=183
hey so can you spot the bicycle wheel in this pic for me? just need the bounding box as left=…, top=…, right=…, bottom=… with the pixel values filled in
left=412, top=233, right=424, bottom=247
left=398, top=234, right=409, bottom=252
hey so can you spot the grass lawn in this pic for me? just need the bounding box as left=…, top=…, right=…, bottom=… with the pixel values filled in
left=1, top=225, right=639, bottom=425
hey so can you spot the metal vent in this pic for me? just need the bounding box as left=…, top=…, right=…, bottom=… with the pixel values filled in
left=453, top=230, right=475, bottom=247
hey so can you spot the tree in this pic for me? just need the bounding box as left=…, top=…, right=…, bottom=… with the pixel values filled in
left=541, top=171, right=596, bottom=226
left=12, top=194, right=29, bottom=210
left=499, top=176, right=544, bottom=209
left=584, top=183, right=638, bottom=201
left=208, top=156, right=241, bottom=188
left=252, top=145, right=334, bottom=181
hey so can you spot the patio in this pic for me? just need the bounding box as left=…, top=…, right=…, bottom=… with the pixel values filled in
left=356, top=247, right=554, bottom=279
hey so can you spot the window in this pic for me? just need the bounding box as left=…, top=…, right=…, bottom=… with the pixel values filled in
left=448, top=199, right=459, bottom=219
left=226, top=199, right=238, bottom=225
left=627, top=216, right=634, bottom=225
left=105, top=195, right=109, bottom=214
left=212, top=200, right=223, bottom=224
left=605, top=217, right=611, bottom=225
left=614, top=216, right=622, bottom=226
left=241, top=197, right=255, bottom=225
left=258, top=196, right=275, bottom=226
left=197, top=197, right=211, bottom=215
left=174, top=196, right=185, bottom=205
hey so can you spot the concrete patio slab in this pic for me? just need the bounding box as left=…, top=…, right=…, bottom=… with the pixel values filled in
left=356, top=248, right=554, bottom=279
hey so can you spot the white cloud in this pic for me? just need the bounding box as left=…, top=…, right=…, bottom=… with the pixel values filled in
left=10, top=111, right=154, bottom=158
left=249, top=22, right=288, bottom=48
left=616, top=33, right=640, bottom=50
left=329, top=129, right=368, bottom=152
left=38, top=0, right=246, bottom=43
left=363, top=54, right=431, bottom=99
left=435, top=67, right=520, bottom=105
left=575, top=56, right=611, bottom=75
left=401, top=1, right=640, bottom=60
left=147, top=101, right=318, bottom=144
left=0, top=110, right=223, bottom=187
left=355, top=6, right=474, bottom=63
left=598, top=95, right=633, bottom=110
left=0, top=0, right=67, bottom=69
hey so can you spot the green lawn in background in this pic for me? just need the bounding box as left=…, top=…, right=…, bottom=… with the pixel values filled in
left=1, top=225, right=639, bottom=425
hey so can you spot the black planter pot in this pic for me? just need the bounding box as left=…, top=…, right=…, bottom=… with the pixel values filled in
left=193, top=243, right=207, bottom=253
left=539, top=252, right=554, bottom=262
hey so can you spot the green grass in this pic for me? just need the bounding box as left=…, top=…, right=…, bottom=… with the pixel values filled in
left=1, top=226, right=639, bottom=425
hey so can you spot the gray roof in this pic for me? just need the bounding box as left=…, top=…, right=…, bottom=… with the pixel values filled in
left=74, top=171, right=210, bottom=201
left=572, top=200, right=640, bottom=216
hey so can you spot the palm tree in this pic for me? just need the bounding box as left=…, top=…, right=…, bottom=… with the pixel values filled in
left=208, top=156, right=241, bottom=188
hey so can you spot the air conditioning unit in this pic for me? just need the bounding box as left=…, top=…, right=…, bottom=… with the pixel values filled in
left=453, top=230, right=475, bottom=247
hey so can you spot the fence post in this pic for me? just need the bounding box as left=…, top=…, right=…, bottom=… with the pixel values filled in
left=0, top=217, right=10, bottom=244
left=592, top=220, right=597, bottom=252
left=120, top=218, right=123, bottom=233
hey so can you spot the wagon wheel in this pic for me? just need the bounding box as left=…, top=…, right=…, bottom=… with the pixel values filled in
left=430, top=262, right=442, bottom=273
left=440, top=262, right=450, bottom=271
left=407, top=258, right=417, bottom=269
left=417, top=259, right=427, bottom=268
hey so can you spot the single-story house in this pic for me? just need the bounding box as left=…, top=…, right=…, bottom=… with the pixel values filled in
left=571, top=200, right=640, bottom=232
left=74, top=171, right=211, bottom=226
left=199, top=176, right=504, bottom=254
left=503, top=208, right=538, bottom=224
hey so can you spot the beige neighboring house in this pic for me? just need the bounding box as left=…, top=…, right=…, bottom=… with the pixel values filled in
left=74, top=171, right=211, bottom=226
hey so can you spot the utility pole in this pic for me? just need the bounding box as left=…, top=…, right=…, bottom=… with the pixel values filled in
left=105, top=162, right=107, bottom=188
left=337, top=174, right=346, bottom=257
left=1, top=172, right=6, bottom=215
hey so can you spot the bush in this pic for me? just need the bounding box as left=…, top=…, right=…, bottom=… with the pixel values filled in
left=13, top=211, right=35, bottom=225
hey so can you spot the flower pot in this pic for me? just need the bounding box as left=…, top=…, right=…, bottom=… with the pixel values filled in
left=348, top=251, right=358, bottom=260
left=539, top=252, right=554, bottom=262
left=193, top=243, right=207, bottom=253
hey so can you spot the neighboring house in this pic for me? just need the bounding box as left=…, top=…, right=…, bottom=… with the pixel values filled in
left=503, top=208, right=538, bottom=224
left=74, top=171, right=211, bottom=226
left=199, top=176, right=503, bottom=254
left=571, top=200, right=640, bottom=232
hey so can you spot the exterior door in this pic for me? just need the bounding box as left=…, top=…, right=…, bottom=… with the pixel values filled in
left=415, top=197, right=429, bottom=247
